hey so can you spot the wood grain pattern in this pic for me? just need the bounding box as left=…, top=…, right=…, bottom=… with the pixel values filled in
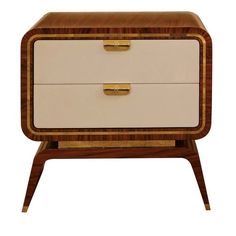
left=22, top=140, right=210, bottom=212
left=21, top=12, right=212, bottom=141
left=32, top=12, right=207, bottom=29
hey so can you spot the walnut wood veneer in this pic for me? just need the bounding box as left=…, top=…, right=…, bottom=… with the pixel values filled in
left=21, top=12, right=212, bottom=141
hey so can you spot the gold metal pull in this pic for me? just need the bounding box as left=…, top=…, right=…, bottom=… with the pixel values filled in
left=103, top=40, right=130, bottom=51
left=103, top=84, right=131, bottom=95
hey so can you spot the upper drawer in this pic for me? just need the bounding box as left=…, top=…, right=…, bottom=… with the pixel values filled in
left=34, top=39, right=199, bottom=84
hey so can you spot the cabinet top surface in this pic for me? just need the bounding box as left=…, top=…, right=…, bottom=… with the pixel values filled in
left=32, top=12, right=206, bottom=30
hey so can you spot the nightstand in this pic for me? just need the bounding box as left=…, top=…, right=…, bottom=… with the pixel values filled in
left=21, top=12, right=212, bottom=212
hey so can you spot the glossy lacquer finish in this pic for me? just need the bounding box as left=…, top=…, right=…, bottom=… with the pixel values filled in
left=34, top=39, right=199, bottom=84
left=34, top=84, right=199, bottom=128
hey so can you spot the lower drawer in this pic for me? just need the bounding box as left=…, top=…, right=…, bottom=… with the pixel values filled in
left=34, top=84, right=199, bottom=128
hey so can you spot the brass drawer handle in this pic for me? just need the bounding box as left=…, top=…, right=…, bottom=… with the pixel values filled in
left=103, top=40, right=130, bottom=51
left=103, top=84, right=131, bottom=95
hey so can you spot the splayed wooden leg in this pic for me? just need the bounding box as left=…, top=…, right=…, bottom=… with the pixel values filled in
left=185, top=140, right=210, bottom=210
left=22, top=140, right=210, bottom=212
left=22, top=142, right=48, bottom=212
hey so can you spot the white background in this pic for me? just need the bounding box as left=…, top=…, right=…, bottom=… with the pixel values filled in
left=0, top=0, right=235, bottom=235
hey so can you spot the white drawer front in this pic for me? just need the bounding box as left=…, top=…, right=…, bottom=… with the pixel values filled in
left=34, top=84, right=199, bottom=128
left=34, top=40, right=199, bottom=84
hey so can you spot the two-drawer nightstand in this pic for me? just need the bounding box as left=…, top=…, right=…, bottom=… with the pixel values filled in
left=21, top=12, right=212, bottom=212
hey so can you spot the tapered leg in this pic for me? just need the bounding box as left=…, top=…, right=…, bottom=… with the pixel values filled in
left=22, top=140, right=210, bottom=212
left=22, top=143, right=48, bottom=212
left=185, top=140, right=210, bottom=210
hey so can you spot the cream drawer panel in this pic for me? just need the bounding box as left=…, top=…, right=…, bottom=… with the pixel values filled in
left=34, top=84, right=199, bottom=128
left=34, top=40, right=199, bottom=84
